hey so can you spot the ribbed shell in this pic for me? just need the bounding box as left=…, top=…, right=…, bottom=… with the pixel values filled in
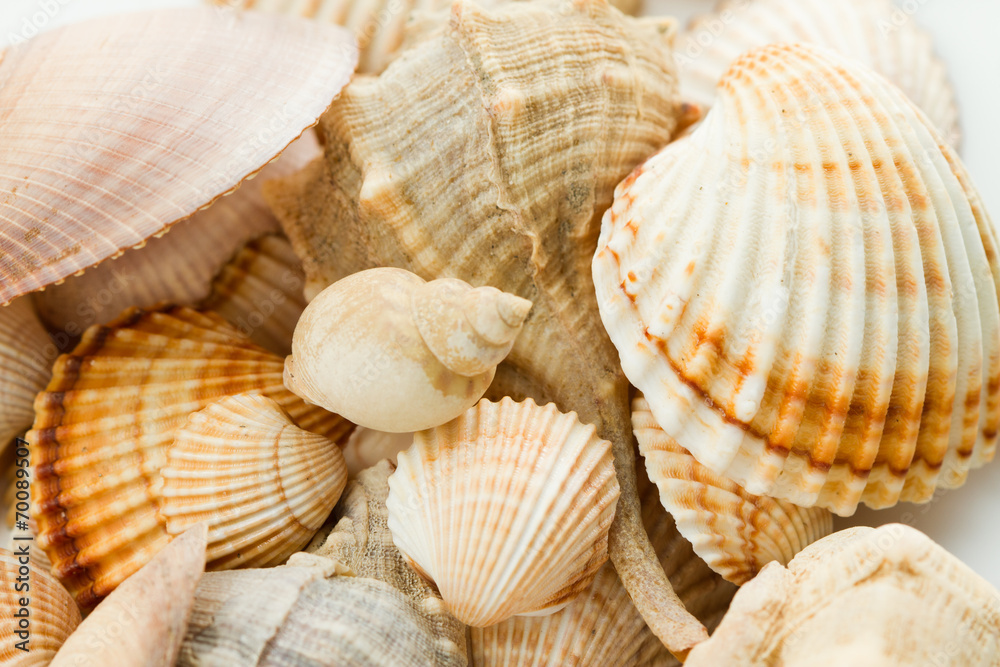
left=677, top=0, right=960, bottom=147
left=685, top=525, right=1000, bottom=666
left=633, top=394, right=832, bottom=585
left=0, top=548, right=80, bottom=665
left=0, top=9, right=356, bottom=305
left=0, top=298, right=51, bottom=452
left=387, top=397, right=620, bottom=627
left=161, top=394, right=348, bottom=569
left=593, top=43, right=1000, bottom=517
left=26, top=305, right=351, bottom=608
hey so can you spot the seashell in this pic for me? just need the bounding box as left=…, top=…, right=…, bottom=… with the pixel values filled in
left=685, top=524, right=1000, bottom=666
left=31, top=135, right=319, bottom=334
left=285, top=268, right=532, bottom=433
left=676, top=0, right=960, bottom=147
left=27, top=305, right=351, bottom=608
left=0, top=8, right=356, bottom=305
left=52, top=524, right=207, bottom=667
left=386, top=397, right=620, bottom=627
left=199, top=234, right=308, bottom=356
left=0, top=547, right=80, bottom=665
left=160, top=394, right=348, bottom=569
left=264, top=0, right=707, bottom=653
left=633, top=394, right=833, bottom=585
left=593, top=42, right=1000, bottom=517
left=341, top=427, right=414, bottom=476
left=0, top=298, right=52, bottom=453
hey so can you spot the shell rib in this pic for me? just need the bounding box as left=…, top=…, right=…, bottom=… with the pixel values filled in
left=0, top=8, right=356, bottom=305
left=0, top=298, right=51, bottom=452
left=387, top=397, right=620, bottom=627
left=633, top=394, right=832, bottom=585
left=26, top=305, right=351, bottom=608
left=593, top=42, right=1000, bottom=517
left=160, top=394, right=348, bottom=569
left=677, top=0, right=960, bottom=147
left=685, top=525, right=1000, bottom=666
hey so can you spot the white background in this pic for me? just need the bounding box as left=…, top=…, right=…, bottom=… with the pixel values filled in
left=2, top=0, right=998, bottom=585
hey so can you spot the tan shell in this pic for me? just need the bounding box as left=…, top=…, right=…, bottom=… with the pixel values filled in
left=593, top=43, right=1000, bottom=517
left=387, top=397, right=620, bottom=627
left=0, top=547, right=80, bottom=665
left=685, top=524, right=1000, bottom=666
left=285, top=268, right=531, bottom=432
left=264, top=0, right=706, bottom=653
left=0, top=298, right=51, bottom=453
left=634, top=394, right=833, bottom=585
left=27, top=305, right=351, bottom=608
left=160, top=394, right=348, bottom=569
left=677, top=0, right=960, bottom=147
left=341, top=427, right=413, bottom=476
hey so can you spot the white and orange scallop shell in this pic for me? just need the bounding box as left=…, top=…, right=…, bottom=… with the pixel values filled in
left=0, top=298, right=51, bottom=453
left=386, top=397, right=620, bottom=627
left=593, top=43, right=1000, bottom=517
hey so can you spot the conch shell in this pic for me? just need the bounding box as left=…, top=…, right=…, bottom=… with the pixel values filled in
left=264, top=0, right=702, bottom=653
left=284, top=268, right=532, bottom=432
left=593, top=43, right=1000, bottom=517
left=685, top=524, right=1000, bottom=666
left=0, top=298, right=51, bottom=453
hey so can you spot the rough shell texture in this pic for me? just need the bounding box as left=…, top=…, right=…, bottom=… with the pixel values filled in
left=594, top=42, right=1000, bottom=517
left=264, top=0, right=705, bottom=652
left=0, top=298, right=51, bottom=452
left=0, top=548, right=80, bottom=665
left=285, top=268, right=530, bottom=432
left=31, top=135, right=318, bottom=333
left=633, top=394, right=833, bottom=584
left=341, top=427, right=413, bottom=476
left=677, top=0, right=960, bottom=147
left=387, top=397, right=620, bottom=627
left=160, top=394, right=348, bottom=569
left=685, top=524, right=1000, bottom=666
left=0, top=8, right=356, bottom=305
left=27, top=305, right=350, bottom=608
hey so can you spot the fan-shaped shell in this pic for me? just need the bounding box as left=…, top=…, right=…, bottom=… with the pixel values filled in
left=0, top=548, right=80, bottom=665
left=593, top=42, right=1000, bottom=517
left=26, top=305, right=351, bottom=608
left=0, top=8, right=356, bottom=305
left=634, top=394, right=832, bottom=585
left=685, top=524, right=1000, bottom=666
left=387, top=397, right=620, bottom=627
left=161, top=394, right=348, bottom=569
left=677, top=0, right=960, bottom=147
left=0, top=298, right=51, bottom=452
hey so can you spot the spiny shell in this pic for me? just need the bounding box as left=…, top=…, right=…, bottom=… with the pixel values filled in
left=387, top=397, right=620, bottom=627
left=685, top=524, right=1000, bottom=666
left=0, top=548, right=80, bottom=665
left=160, top=394, right=348, bottom=569
left=264, top=0, right=706, bottom=652
left=0, top=8, right=356, bottom=305
left=0, top=299, right=52, bottom=452
left=677, top=0, right=960, bottom=147
left=285, top=268, right=531, bottom=432
left=27, top=305, right=351, bottom=608
left=593, top=42, right=1000, bottom=517
left=633, top=394, right=833, bottom=585
left=341, top=427, right=413, bottom=476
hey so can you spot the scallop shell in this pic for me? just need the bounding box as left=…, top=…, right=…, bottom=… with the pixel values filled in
left=31, top=135, right=318, bottom=334
left=386, top=397, right=620, bottom=627
left=160, top=394, right=349, bottom=569
left=685, top=524, right=1000, bottom=666
left=633, top=394, right=833, bottom=584
left=593, top=42, right=1000, bottom=517
left=264, top=0, right=705, bottom=652
left=0, top=8, right=356, bottom=305
left=27, top=305, right=351, bottom=608
left=0, top=299, right=52, bottom=452
left=341, top=427, right=413, bottom=476
left=677, top=0, right=960, bottom=147
left=0, top=548, right=80, bottom=665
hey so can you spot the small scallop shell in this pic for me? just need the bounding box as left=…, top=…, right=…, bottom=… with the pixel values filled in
left=0, top=548, right=80, bottom=666
left=160, top=394, right=348, bottom=569
left=340, top=427, right=413, bottom=476
left=633, top=394, right=832, bottom=585
left=677, top=0, right=960, bottom=147
left=27, top=305, right=350, bottom=608
left=386, top=397, right=620, bottom=627
left=0, top=299, right=52, bottom=452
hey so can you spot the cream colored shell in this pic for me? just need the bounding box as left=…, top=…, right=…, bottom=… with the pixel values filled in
left=387, top=397, right=620, bottom=627
left=0, top=298, right=51, bottom=453
left=593, top=43, right=1000, bottom=517
left=285, top=267, right=531, bottom=432
left=341, top=427, right=413, bottom=476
